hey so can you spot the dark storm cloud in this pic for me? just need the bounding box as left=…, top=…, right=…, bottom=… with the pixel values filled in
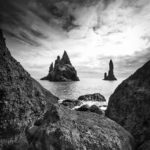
left=0, top=0, right=115, bottom=45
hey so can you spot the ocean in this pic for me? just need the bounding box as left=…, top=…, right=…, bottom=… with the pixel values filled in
left=38, top=78, right=124, bottom=104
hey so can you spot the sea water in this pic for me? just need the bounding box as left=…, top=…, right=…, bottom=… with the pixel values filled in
left=38, top=78, right=124, bottom=104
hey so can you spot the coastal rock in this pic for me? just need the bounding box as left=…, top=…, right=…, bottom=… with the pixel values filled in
left=137, top=141, right=150, bottom=150
left=75, top=104, right=103, bottom=115
left=0, top=29, right=58, bottom=149
left=61, top=99, right=81, bottom=109
left=41, top=51, right=79, bottom=82
left=106, top=60, right=150, bottom=148
left=78, top=93, right=106, bottom=102
left=24, top=104, right=135, bottom=150
left=104, top=60, right=117, bottom=81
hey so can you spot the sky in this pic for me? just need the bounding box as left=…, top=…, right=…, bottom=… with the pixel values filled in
left=1, top=0, right=150, bottom=79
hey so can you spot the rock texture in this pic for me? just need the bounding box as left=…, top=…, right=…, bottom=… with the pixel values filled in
left=0, top=29, right=58, bottom=149
left=24, top=104, right=135, bottom=150
left=41, top=51, right=79, bottom=82
left=104, top=60, right=117, bottom=81
left=61, top=99, right=81, bottom=109
left=78, top=93, right=106, bottom=102
left=75, top=104, right=103, bottom=115
left=106, top=60, right=150, bottom=148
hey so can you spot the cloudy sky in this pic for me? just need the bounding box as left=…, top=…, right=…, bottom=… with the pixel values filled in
left=1, top=0, right=150, bottom=79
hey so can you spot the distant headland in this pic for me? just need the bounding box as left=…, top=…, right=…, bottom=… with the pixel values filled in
left=41, top=51, right=79, bottom=82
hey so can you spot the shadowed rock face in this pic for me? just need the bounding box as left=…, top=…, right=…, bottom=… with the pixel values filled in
left=0, top=29, right=58, bottom=148
left=41, top=51, right=79, bottom=82
left=104, top=60, right=117, bottom=81
left=24, top=105, right=135, bottom=150
left=78, top=93, right=106, bottom=102
left=106, top=60, right=150, bottom=148
left=0, top=29, right=135, bottom=150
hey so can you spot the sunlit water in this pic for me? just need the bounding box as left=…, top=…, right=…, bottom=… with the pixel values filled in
left=38, top=78, right=124, bottom=105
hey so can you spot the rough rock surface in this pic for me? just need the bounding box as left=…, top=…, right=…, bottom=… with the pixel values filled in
left=75, top=104, right=103, bottom=115
left=104, top=60, right=117, bottom=81
left=41, top=51, right=79, bottom=82
left=23, top=104, right=135, bottom=150
left=0, top=29, right=58, bottom=148
left=106, top=60, right=150, bottom=148
left=78, top=93, right=106, bottom=102
left=61, top=99, right=81, bottom=109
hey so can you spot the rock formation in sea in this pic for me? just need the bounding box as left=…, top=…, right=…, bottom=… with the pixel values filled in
left=104, top=59, right=117, bottom=81
left=0, top=29, right=135, bottom=150
left=106, top=60, right=150, bottom=149
left=41, top=51, right=79, bottom=82
left=78, top=93, right=106, bottom=102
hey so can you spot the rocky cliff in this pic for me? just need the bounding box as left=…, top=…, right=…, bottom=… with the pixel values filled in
left=106, top=60, right=150, bottom=149
left=0, top=29, right=135, bottom=150
left=41, top=51, right=79, bottom=82
left=0, top=29, right=58, bottom=149
left=104, top=60, right=117, bottom=81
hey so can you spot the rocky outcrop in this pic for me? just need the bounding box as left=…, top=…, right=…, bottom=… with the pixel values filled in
left=75, top=104, right=104, bottom=115
left=106, top=60, right=150, bottom=148
left=0, top=29, right=135, bottom=150
left=0, top=29, right=58, bottom=149
left=23, top=104, right=135, bottom=150
left=41, top=51, right=79, bottom=82
left=104, top=60, right=117, bottom=81
left=78, top=93, right=106, bottom=102
left=61, top=99, right=81, bottom=109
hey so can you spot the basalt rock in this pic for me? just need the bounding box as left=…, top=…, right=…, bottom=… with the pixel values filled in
left=104, top=60, right=117, bottom=81
left=61, top=99, right=81, bottom=109
left=24, top=104, right=135, bottom=150
left=106, top=60, right=150, bottom=148
left=41, top=51, right=79, bottom=82
left=78, top=93, right=106, bottom=102
left=0, top=29, right=58, bottom=149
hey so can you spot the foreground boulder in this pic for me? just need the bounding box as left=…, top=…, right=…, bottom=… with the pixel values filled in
left=104, top=60, right=117, bottom=81
left=106, top=60, right=150, bottom=148
left=78, top=93, right=106, bottom=102
left=41, top=51, right=79, bottom=82
left=0, top=29, right=58, bottom=149
left=24, top=104, right=135, bottom=150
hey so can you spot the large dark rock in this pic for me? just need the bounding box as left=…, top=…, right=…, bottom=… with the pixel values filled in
left=0, top=29, right=58, bottom=149
left=106, top=60, right=150, bottom=148
left=104, top=60, right=117, bottom=81
left=24, top=104, right=135, bottom=150
left=78, top=93, right=106, bottom=102
left=75, top=104, right=104, bottom=115
left=61, top=99, right=81, bottom=109
left=41, top=51, right=79, bottom=82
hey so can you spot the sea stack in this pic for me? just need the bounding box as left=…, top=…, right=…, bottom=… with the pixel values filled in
left=41, top=51, right=79, bottom=82
left=104, top=60, right=117, bottom=81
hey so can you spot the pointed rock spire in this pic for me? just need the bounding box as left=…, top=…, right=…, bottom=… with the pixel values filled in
left=41, top=50, right=79, bottom=81
left=49, top=63, right=54, bottom=72
left=104, top=59, right=117, bottom=81
left=61, top=50, right=71, bottom=65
